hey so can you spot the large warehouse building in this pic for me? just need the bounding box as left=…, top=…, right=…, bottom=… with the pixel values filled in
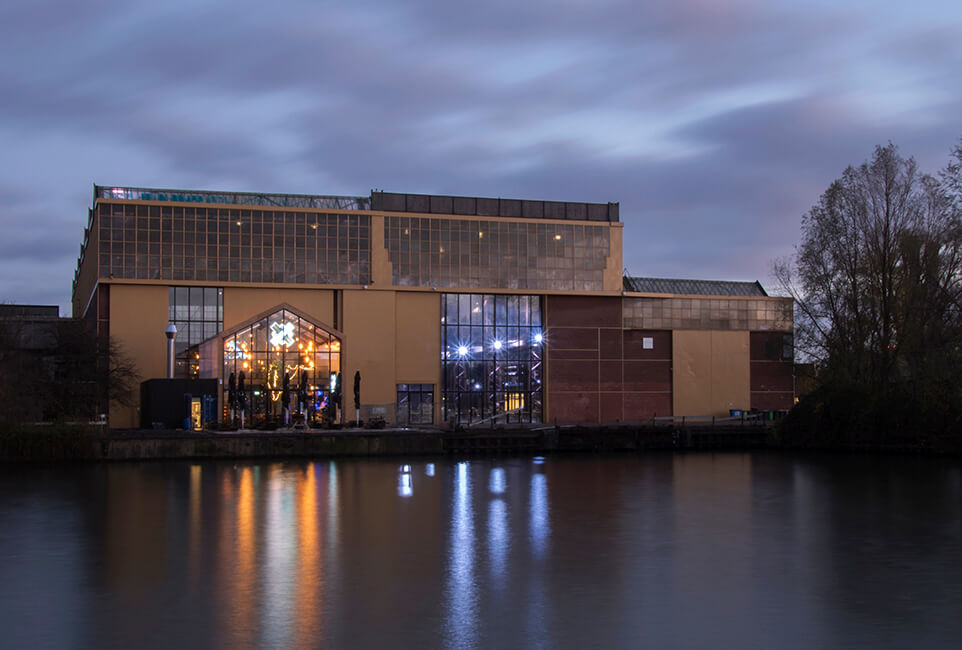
left=72, top=186, right=793, bottom=429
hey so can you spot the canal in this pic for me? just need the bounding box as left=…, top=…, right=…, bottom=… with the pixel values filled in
left=1, top=452, right=960, bottom=648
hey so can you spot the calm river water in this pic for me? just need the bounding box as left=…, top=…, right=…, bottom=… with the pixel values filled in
left=1, top=452, right=961, bottom=649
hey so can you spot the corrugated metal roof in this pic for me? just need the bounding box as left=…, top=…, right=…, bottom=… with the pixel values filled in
left=623, top=276, right=768, bottom=297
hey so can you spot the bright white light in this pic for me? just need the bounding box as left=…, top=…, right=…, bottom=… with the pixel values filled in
left=457, top=345, right=469, bottom=357
left=473, top=383, right=481, bottom=390
left=534, top=333, right=543, bottom=344
left=269, top=321, right=296, bottom=347
left=492, top=340, right=503, bottom=351
left=426, top=463, right=435, bottom=477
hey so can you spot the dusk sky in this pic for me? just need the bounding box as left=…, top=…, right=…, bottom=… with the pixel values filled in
left=1, top=0, right=960, bottom=314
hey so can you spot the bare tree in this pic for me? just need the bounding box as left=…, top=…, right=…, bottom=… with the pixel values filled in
left=775, top=141, right=962, bottom=418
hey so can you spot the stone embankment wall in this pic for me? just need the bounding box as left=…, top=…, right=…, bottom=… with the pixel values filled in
left=2, top=424, right=775, bottom=461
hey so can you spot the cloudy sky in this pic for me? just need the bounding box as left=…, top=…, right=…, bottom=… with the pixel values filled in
left=1, top=0, right=960, bottom=314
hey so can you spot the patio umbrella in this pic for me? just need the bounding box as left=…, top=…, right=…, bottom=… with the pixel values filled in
left=237, top=371, right=247, bottom=428
left=354, top=370, right=361, bottom=426
left=227, top=372, right=236, bottom=410
left=353, top=371, right=361, bottom=411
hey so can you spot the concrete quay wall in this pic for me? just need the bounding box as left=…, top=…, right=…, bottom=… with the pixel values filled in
left=87, top=424, right=774, bottom=461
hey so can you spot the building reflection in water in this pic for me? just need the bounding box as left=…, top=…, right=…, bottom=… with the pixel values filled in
left=262, top=464, right=296, bottom=649
left=188, top=465, right=202, bottom=586
left=489, top=467, right=506, bottom=495
left=488, top=497, right=508, bottom=582
left=488, top=466, right=509, bottom=583
left=295, top=463, right=323, bottom=646
left=529, top=466, right=549, bottom=558
left=445, top=461, right=478, bottom=647
left=399, top=465, right=413, bottom=498
left=225, top=466, right=257, bottom=647
left=525, top=461, right=550, bottom=645
left=8, top=455, right=959, bottom=648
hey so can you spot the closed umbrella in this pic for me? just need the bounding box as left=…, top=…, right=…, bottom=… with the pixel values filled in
left=227, top=372, right=237, bottom=422
left=237, top=371, right=247, bottom=429
left=354, top=370, right=361, bottom=426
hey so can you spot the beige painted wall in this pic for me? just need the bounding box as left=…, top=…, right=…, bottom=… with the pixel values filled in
left=342, top=289, right=397, bottom=422
left=109, top=284, right=170, bottom=427
left=603, top=223, right=625, bottom=292
left=223, top=288, right=335, bottom=331
left=395, top=291, right=441, bottom=421
left=673, top=330, right=750, bottom=416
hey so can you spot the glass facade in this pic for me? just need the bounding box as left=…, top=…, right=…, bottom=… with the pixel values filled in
left=623, top=297, right=793, bottom=332
left=98, top=203, right=370, bottom=285
left=169, top=286, right=223, bottom=377
left=385, top=217, right=610, bottom=291
left=441, top=293, right=543, bottom=424
left=396, top=384, right=434, bottom=426
left=221, top=309, right=341, bottom=425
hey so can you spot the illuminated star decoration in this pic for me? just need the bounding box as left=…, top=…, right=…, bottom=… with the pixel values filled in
left=270, top=321, right=296, bottom=347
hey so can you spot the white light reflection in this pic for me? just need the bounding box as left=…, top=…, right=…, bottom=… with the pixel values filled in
left=262, top=466, right=296, bottom=649
left=490, top=467, right=506, bottom=495
left=530, top=473, right=549, bottom=558
left=398, top=465, right=413, bottom=498
left=525, top=469, right=550, bottom=648
left=445, top=461, right=477, bottom=646
left=327, top=462, right=339, bottom=549
left=488, top=498, right=508, bottom=581
left=426, top=463, right=435, bottom=477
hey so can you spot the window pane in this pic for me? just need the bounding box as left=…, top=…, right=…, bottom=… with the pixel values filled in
left=189, top=287, right=203, bottom=320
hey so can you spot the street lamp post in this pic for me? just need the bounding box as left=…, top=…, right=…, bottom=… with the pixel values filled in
left=165, top=323, right=177, bottom=379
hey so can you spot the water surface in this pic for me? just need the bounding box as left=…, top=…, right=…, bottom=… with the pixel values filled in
left=1, top=452, right=960, bottom=649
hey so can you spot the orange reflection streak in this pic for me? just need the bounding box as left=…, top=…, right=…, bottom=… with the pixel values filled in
left=234, top=468, right=257, bottom=646
left=295, top=464, right=323, bottom=647
left=188, top=466, right=202, bottom=586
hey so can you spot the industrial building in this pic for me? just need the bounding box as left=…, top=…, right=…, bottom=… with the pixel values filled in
left=72, top=186, right=794, bottom=428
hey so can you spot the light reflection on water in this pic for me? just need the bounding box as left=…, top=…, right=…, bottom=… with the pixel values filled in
left=445, top=461, right=477, bottom=648
left=0, top=453, right=961, bottom=649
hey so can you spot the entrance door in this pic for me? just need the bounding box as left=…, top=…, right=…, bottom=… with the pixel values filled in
left=191, top=398, right=202, bottom=430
